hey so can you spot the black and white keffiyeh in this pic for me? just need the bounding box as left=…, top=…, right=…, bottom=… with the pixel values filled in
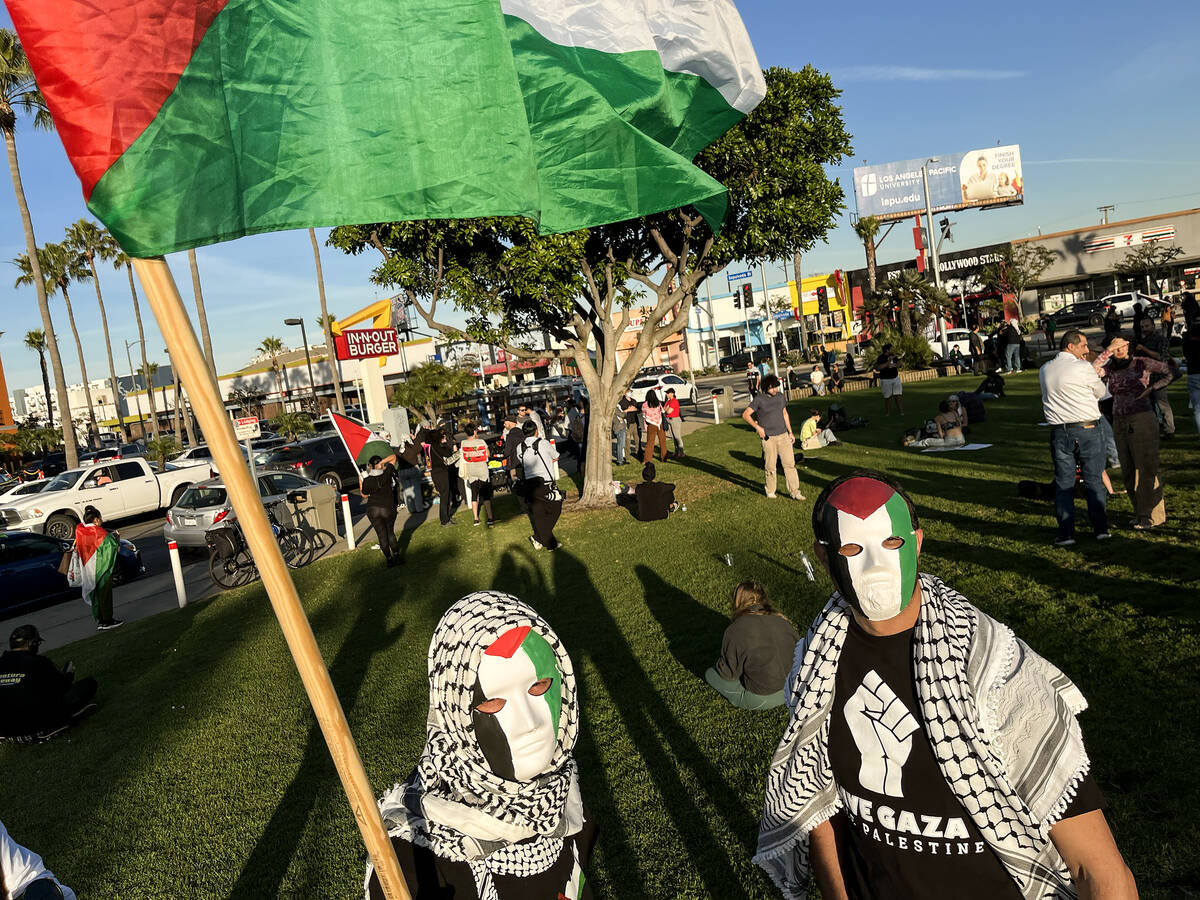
left=365, top=591, right=582, bottom=900
left=755, top=574, right=1090, bottom=900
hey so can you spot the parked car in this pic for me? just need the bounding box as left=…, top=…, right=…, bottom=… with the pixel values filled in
left=638, top=364, right=672, bottom=377
left=1047, top=300, right=1113, bottom=329
left=0, top=530, right=144, bottom=613
left=256, top=436, right=361, bottom=490
left=167, top=443, right=227, bottom=469
left=26, top=453, right=69, bottom=479
left=927, top=328, right=972, bottom=361
left=0, top=457, right=202, bottom=540
left=79, top=442, right=145, bottom=467
left=164, top=471, right=325, bottom=549
left=0, top=479, right=49, bottom=504
left=628, top=373, right=696, bottom=404
left=718, top=347, right=773, bottom=372
left=1097, top=291, right=1166, bottom=319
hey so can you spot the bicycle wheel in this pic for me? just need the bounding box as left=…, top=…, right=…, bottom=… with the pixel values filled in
left=278, top=529, right=307, bottom=569
left=209, top=550, right=257, bottom=590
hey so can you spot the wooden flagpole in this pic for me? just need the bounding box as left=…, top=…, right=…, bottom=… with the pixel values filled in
left=132, top=257, right=410, bottom=900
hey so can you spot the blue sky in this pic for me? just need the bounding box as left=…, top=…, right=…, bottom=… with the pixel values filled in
left=3, top=0, right=1199, bottom=392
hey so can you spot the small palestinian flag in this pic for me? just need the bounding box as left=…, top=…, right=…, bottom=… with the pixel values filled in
left=329, top=412, right=393, bottom=467
left=9, top=0, right=766, bottom=258
left=74, top=522, right=119, bottom=621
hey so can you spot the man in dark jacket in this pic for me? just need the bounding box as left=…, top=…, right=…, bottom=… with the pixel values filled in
left=633, top=463, right=676, bottom=521
left=0, top=625, right=97, bottom=739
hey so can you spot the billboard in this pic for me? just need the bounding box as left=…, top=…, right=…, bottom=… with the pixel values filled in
left=853, top=145, right=1023, bottom=221
left=334, top=328, right=400, bottom=360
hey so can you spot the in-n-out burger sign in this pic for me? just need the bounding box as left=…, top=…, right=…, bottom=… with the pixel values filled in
left=334, top=328, right=400, bottom=360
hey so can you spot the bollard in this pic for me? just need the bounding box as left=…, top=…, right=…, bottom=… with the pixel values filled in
left=341, top=493, right=356, bottom=551
left=463, top=478, right=473, bottom=509
left=712, top=395, right=720, bottom=425
left=549, top=439, right=561, bottom=479
left=167, top=540, right=187, bottom=608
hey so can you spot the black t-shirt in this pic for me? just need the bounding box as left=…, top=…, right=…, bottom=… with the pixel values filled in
left=362, top=463, right=398, bottom=510
left=828, top=618, right=1102, bottom=900
left=620, top=397, right=639, bottom=426
left=634, top=480, right=675, bottom=521
left=0, top=650, right=71, bottom=736
left=368, top=815, right=596, bottom=900
left=876, top=356, right=899, bottom=380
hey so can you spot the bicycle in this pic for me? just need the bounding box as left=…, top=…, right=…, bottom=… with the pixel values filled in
left=206, top=503, right=309, bottom=590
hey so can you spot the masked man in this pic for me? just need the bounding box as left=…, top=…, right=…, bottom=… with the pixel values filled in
left=754, top=471, right=1136, bottom=900
left=366, top=592, right=594, bottom=899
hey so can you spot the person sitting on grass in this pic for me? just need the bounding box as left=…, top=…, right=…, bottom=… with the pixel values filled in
left=810, top=364, right=826, bottom=396
left=799, top=409, right=841, bottom=450
left=1, top=819, right=77, bottom=898
left=0, top=624, right=97, bottom=741
left=705, top=581, right=799, bottom=710
left=828, top=363, right=845, bottom=394
left=903, top=399, right=967, bottom=449
left=366, top=592, right=595, bottom=900
left=634, top=463, right=676, bottom=521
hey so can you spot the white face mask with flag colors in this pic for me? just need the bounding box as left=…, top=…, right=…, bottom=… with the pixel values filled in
left=471, top=626, right=561, bottom=782
left=819, top=477, right=919, bottom=622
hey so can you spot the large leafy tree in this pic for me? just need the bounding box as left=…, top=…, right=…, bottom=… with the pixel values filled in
left=390, top=361, right=477, bottom=426
left=979, top=244, right=1057, bottom=316
left=65, top=219, right=129, bottom=440
left=113, top=248, right=158, bottom=439
left=23, top=328, right=51, bottom=427
left=258, top=336, right=286, bottom=404
left=1, top=29, right=77, bottom=466
left=332, top=66, right=852, bottom=506
left=15, top=243, right=99, bottom=446
left=1114, top=243, right=1185, bottom=295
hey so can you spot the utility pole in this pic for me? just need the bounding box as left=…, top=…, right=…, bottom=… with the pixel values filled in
left=704, top=279, right=719, bottom=367
left=1098, top=205, right=1115, bottom=225
left=285, top=317, right=318, bottom=412
left=761, top=265, right=778, bottom=376
left=922, top=160, right=950, bottom=357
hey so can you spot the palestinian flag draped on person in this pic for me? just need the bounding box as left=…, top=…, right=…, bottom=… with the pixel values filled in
left=329, top=412, right=395, bottom=467
left=74, top=521, right=119, bottom=623
left=9, top=0, right=766, bottom=258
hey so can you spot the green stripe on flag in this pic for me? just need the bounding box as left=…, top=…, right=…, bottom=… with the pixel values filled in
left=883, top=493, right=918, bottom=611
left=356, top=439, right=394, bottom=467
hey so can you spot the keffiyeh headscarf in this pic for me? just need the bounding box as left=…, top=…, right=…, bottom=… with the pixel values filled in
left=366, top=591, right=582, bottom=898
left=755, top=574, right=1090, bottom=900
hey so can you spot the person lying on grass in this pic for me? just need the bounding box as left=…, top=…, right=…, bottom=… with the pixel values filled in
left=755, top=470, right=1137, bottom=900
left=0, top=819, right=76, bottom=899
left=367, top=592, right=594, bottom=900
left=705, top=581, right=799, bottom=711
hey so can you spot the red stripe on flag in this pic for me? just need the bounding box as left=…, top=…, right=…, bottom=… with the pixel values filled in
left=8, top=0, right=227, bottom=199
left=485, top=626, right=532, bottom=659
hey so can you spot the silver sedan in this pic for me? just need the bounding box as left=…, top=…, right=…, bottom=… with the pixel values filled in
left=163, top=471, right=323, bottom=549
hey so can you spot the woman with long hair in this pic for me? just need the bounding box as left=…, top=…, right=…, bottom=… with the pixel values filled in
left=704, top=581, right=799, bottom=710
left=360, top=453, right=402, bottom=566
left=641, top=389, right=668, bottom=464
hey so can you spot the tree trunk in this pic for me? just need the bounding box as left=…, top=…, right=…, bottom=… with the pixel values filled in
left=866, top=240, right=877, bottom=295
left=37, top=354, right=52, bottom=428
left=126, top=262, right=160, bottom=440
left=182, top=396, right=197, bottom=446
left=173, top=373, right=183, bottom=440
left=189, top=249, right=219, bottom=387
left=577, top=387, right=617, bottom=508
left=4, top=126, right=77, bottom=467
left=897, top=296, right=913, bottom=338
left=144, top=369, right=159, bottom=438
left=60, top=285, right=99, bottom=448
left=310, top=228, right=344, bottom=412
left=793, top=248, right=808, bottom=355
left=88, top=256, right=129, bottom=441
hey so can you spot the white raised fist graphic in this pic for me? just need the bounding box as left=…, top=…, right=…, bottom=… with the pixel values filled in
left=843, top=669, right=919, bottom=797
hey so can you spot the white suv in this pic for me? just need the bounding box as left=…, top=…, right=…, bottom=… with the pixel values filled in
left=1097, top=292, right=1164, bottom=319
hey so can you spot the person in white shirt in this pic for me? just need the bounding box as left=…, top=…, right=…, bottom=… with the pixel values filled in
left=809, top=365, right=826, bottom=396
left=1, top=819, right=76, bottom=900
left=517, top=421, right=562, bottom=550
left=1038, top=329, right=1111, bottom=546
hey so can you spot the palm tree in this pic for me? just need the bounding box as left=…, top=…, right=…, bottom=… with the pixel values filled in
left=23, top=329, right=51, bottom=426
left=65, top=219, right=128, bottom=440
left=139, top=361, right=160, bottom=436
left=15, top=243, right=100, bottom=446
left=258, top=336, right=286, bottom=406
left=1, top=29, right=77, bottom=467
left=112, top=249, right=158, bottom=439
left=310, top=228, right=345, bottom=412
left=853, top=216, right=881, bottom=298
left=188, top=248, right=218, bottom=387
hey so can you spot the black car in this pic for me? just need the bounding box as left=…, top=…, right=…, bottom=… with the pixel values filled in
left=0, top=531, right=145, bottom=614
left=257, top=435, right=362, bottom=490
left=1048, top=300, right=1112, bottom=329
left=718, top=346, right=774, bottom=372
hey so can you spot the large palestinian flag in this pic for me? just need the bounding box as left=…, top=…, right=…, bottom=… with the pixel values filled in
left=9, top=0, right=766, bottom=258
left=329, top=412, right=394, bottom=467
left=74, top=523, right=119, bottom=619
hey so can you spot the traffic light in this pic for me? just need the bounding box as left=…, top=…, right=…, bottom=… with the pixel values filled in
left=816, top=285, right=829, bottom=314
left=741, top=283, right=753, bottom=309
left=939, top=217, right=952, bottom=242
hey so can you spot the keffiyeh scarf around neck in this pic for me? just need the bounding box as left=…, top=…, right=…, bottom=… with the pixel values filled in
left=755, top=574, right=1090, bottom=900
left=365, top=591, right=582, bottom=900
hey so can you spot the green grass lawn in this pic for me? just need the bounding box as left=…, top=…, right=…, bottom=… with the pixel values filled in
left=4, top=374, right=1198, bottom=899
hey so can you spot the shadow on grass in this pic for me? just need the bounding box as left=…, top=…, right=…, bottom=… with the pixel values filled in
left=549, top=549, right=756, bottom=899
left=636, top=566, right=727, bottom=679
left=675, top=453, right=762, bottom=493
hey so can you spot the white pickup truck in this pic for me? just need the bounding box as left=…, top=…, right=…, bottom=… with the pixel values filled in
left=0, top=457, right=201, bottom=540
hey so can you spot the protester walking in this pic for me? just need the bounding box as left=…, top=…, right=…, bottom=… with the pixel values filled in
left=518, top=420, right=563, bottom=550
left=457, top=422, right=495, bottom=527
left=873, top=345, right=903, bottom=416
left=1104, top=337, right=1172, bottom=529
left=746, top=362, right=760, bottom=398
left=416, top=426, right=460, bottom=526
left=74, top=506, right=122, bottom=630
left=755, top=471, right=1137, bottom=900
left=705, top=581, right=799, bottom=710
left=642, top=389, right=668, bottom=463
left=1039, top=330, right=1109, bottom=545
left=741, top=374, right=805, bottom=500
left=360, top=453, right=402, bottom=566
left=663, top=388, right=685, bottom=457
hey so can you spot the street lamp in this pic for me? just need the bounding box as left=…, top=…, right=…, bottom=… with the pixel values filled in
left=921, top=158, right=950, bottom=358
left=123, top=338, right=147, bottom=439
left=284, top=318, right=317, bottom=412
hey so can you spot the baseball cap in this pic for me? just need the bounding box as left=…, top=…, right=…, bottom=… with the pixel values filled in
left=10, top=624, right=41, bottom=649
